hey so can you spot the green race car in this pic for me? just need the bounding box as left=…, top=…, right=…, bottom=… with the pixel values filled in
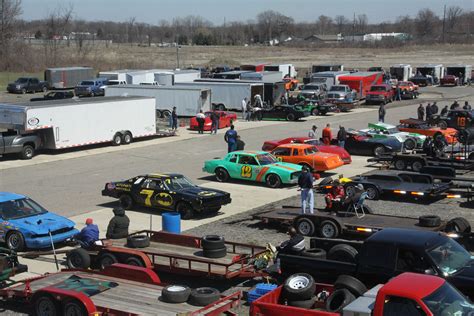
left=203, top=151, right=303, bottom=188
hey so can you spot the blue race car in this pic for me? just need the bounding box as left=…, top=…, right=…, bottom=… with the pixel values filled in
left=0, top=192, right=78, bottom=251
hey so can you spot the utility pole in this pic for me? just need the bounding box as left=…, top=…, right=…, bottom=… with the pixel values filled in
left=442, top=4, right=446, bottom=43
left=352, top=12, right=356, bottom=42
left=176, top=42, right=180, bottom=69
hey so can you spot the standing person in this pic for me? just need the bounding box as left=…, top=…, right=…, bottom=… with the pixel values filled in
left=308, top=125, right=318, bottom=138
left=196, top=110, right=205, bottom=134
left=210, top=111, right=219, bottom=134
left=322, top=123, right=332, bottom=145
left=463, top=101, right=471, bottom=110
left=440, top=105, right=449, bottom=116
left=450, top=101, right=459, bottom=110
left=337, top=126, right=347, bottom=148
left=459, top=72, right=464, bottom=86
left=425, top=103, right=432, bottom=121
left=171, top=107, right=178, bottom=132
left=417, top=104, right=425, bottom=120
left=236, top=135, right=245, bottom=150
left=106, top=207, right=130, bottom=239
left=395, top=84, right=402, bottom=101
left=246, top=100, right=252, bottom=121
left=254, top=94, right=263, bottom=108
left=75, top=218, right=99, bottom=248
left=431, top=102, right=439, bottom=115
left=378, top=103, right=386, bottom=122
left=224, top=125, right=238, bottom=153
left=241, top=97, right=247, bottom=120
left=298, top=167, right=314, bottom=214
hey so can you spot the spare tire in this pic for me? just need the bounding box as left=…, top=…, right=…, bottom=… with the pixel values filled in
left=161, top=285, right=191, bottom=303
left=127, top=235, right=150, bottom=248
left=203, top=247, right=227, bottom=258
left=287, top=296, right=316, bottom=309
left=301, top=248, right=327, bottom=259
left=445, top=217, right=471, bottom=234
left=418, top=215, right=441, bottom=228
left=283, top=273, right=316, bottom=301
left=188, top=287, right=220, bottom=306
left=334, top=275, right=367, bottom=297
left=326, top=289, right=356, bottom=312
left=327, top=244, right=358, bottom=263
left=201, top=235, right=225, bottom=250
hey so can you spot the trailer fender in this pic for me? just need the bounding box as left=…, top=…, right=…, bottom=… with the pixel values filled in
left=100, top=263, right=162, bottom=285
left=101, top=246, right=153, bottom=269
left=33, top=288, right=96, bottom=315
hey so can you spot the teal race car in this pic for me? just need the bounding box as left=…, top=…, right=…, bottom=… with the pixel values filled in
left=360, top=122, right=426, bottom=150
left=203, top=151, right=303, bottom=188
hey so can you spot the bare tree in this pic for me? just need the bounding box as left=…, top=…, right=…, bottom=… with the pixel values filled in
left=446, top=6, right=463, bottom=32
left=257, top=10, right=294, bottom=43
left=334, top=15, right=349, bottom=34
left=356, top=14, right=368, bottom=33
left=0, top=0, right=22, bottom=70
left=415, top=8, right=439, bottom=39
left=316, top=15, right=333, bottom=35
left=126, top=17, right=136, bottom=45
left=44, top=5, right=73, bottom=66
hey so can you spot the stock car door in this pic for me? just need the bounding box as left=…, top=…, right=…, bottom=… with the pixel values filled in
left=236, top=154, right=260, bottom=181
left=137, top=178, right=173, bottom=210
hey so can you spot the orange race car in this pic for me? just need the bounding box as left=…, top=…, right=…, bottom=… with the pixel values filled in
left=398, top=81, right=419, bottom=92
left=397, top=118, right=458, bottom=144
left=270, top=143, right=344, bottom=172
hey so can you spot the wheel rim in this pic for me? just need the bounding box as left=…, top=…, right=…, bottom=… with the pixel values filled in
left=216, top=169, right=227, bottom=181
left=345, top=185, right=355, bottom=197
left=8, top=233, right=20, bottom=250
left=404, top=140, right=415, bottom=150
left=167, top=285, right=186, bottom=292
left=374, top=146, right=384, bottom=156
left=321, top=223, right=336, bottom=238
left=298, top=220, right=312, bottom=235
left=37, top=297, right=56, bottom=316
left=69, top=253, right=83, bottom=268
left=268, top=175, right=280, bottom=187
left=114, top=136, right=121, bottom=144
left=124, top=134, right=131, bottom=143
left=64, top=303, right=82, bottom=316
left=288, top=275, right=310, bottom=289
left=25, top=147, right=33, bottom=158
left=395, top=160, right=406, bottom=170
left=366, top=187, right=377, bottom=199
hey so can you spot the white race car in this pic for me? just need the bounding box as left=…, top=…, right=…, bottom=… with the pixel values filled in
left=360, top=122, right=426, bottom=150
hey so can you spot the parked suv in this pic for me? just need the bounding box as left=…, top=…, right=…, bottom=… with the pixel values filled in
left=7, top=77, right=48, bottom=94
left=74, top=78, right=108, bottom=97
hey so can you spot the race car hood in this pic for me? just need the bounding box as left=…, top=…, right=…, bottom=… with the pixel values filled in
left=315, top=145, right=351, bottom=162
left=177, top=186, right=228, bottom=198
left=9, top=212, right=75, bottom=234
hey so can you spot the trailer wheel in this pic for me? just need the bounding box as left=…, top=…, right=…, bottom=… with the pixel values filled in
left=411, top=160, right=424, bottom=172
left=66, top=248, right=91, bottom=269
left=334, top=275, right=367, bottom=297
left=20, top=144, right=35, bottom=160
left=445, top=217, right=471, bottom=234
left=98, top=252, right=118, bottom=270
left=63, top=299, right=87, bottom=316
left=119, top=194, right=134, bottom=210
left=176, top=202, right=194, bottom=219
left=161, top=285, right=191, bottom=303
left=125, top=256, right=145, bottom=267
left=34, top=294, right=58, bottom=316
left=328, top=244, right=358, bottom=263
left=188, top=287, right=221, bottom=306
left=156, top=110, right=162, bottom=118
left=319, top=220, right=340, bottom=238
left=326, top=289, right=356, bottom=312
left=419, top=215, right=441, bottom=227
left=162, top=110, right=171, bottom=119
left=295, top=217, right=316, bottom=236
left=122, top=132, right=132, bottom=145
left=283, top=273, right=316, bottom=301
left=394, top=159, right=407, bottom=170
left=112, top=133, right=122, bottom=146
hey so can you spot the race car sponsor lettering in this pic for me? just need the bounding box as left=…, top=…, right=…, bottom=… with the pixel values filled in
left=140, top=189, right=154, bottom=207
left=241, top=165, right=252, bottom=178
left=156, top=192, right=173, bottom=206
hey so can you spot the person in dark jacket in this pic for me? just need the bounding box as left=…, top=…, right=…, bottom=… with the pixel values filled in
left=171, top=107, right=178, bottom=131
left=337, top=126, right=347, bottom=148
left=210, top=111, right=219, bottom=134
left=236, top=135, right=245, bottom=150
left=450, top=101, right=460, bottom=110
left=378, top=103, right=386, bottom=123
left=463, top=101, right=472, bottom=110
left=425, top=103, right=432, bottom=121
left=224, top=125, right=238, bottom=153
left=106, top=207, right=130, bottom=239
left=277, top=227, right=305, bottom=255
left=440, top=105, right=449, bottom=116
left=76, top=218, right=99, bottom=248
left=431, top=102, right=439, bottom=115
left=417, top=104, right=425, bottom=120
left=298, top=167, right=314, bottom=214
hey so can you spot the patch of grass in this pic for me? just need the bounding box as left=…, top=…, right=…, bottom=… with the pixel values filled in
left=0, top=72, right=43, bottom=90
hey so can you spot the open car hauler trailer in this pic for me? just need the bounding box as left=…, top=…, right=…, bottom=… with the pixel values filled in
left=0, top=263, right=241, bottom=316
left=368, top=153, right=474, bottom=171
left=68, top=230, right=268, bottom=279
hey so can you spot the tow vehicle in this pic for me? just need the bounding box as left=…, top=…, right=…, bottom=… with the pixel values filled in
left=364, top=84, right=394, bottom=105
left=255, top=105, right=309, bottom=121
left=398, top=118, right=458, bottom=144
left=279, top=228, right=474, bottom=299
left=66, top=230, right=267, bottom=279
left=102, top=173, right=231, bottom=219
left=250, top=273, right=474, bottom=316
left=0, top=263, right=241, bottom=316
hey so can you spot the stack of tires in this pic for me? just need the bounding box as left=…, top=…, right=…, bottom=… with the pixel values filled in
left=161, top=285, right=221, bottom=306
left=201, top=235, right=227, bottom=258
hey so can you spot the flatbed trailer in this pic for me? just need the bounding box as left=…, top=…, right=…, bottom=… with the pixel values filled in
left=70, top=230, right=267, bottom=279
left=368, top=153, right=474, bottom=171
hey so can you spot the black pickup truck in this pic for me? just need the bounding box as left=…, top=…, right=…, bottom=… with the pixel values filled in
left=279, top=228, right=474, bottom=299
left=7, top=77, right=48, bottom=94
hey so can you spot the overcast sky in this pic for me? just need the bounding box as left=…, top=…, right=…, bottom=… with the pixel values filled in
left=21, top=0, right=473, bottom=24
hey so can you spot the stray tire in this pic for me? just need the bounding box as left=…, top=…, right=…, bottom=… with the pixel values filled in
left=403, top=138, right=416, bottom=150
left=20, top=145, right=35, bottom=160
left=301, top=248, right=326, bottom=259
left=215, top=167, right=230, bottom=182
left=286, top=113, right=296, bottom=121
left=445, top=217, right=471, bottom=234
left=176, top=202, right=194, bottom=220
left=266, top=174, right=282, bottom=188
left=119, top=194, right=134, bottom=210
left=122, top=132, right=132, bottom=145
left=125, top=256, right=145, bottom=267
left=127, top=234, right=150, bottom=248
left=327, top=244, right=358, bottom=263
left=334, top=275, right=367, bottom=297
left=411, top=160, right=424, bottom=172
left=34, top=294, right=58, bottom=316
left=283, top=273, right=316, bottom=301
left=418, top=215, right=441, bottom=228
left=202, top=247, right=227, bottom=259
left=161, top=285, right=191, bottom=303
left=66, top=248, right=91, bottom=269
left=319, top=220, right=340, bottom=238
left=394, top=159, right=407, bottom=170
left=373, top=145, right=385, bottom=157
left=295, top=217, right=316, bottom=236
left=188, top=287, right=221, bottom=306
left=326, top=289, right=356, bottom=312
left=98, top=252, right=118, bottom=270
left=112, top=133, right=122, bottom=146
left=6, top=231, right=25, bottom=252
left=365, top=185, right=380, bottom=200
left=201, top=235, right=225, bottom=250
left=287, top=296, right=316, bottom=308
left=62, top=299, right=87, bottom=316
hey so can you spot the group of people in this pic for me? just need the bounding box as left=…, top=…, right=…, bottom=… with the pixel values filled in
left=195, top=110, right=220, bottom=134
left=241, top=95, right=264, bottom=121
left=417, top=100, right=471, bottom=121
left=308, top=123, right=347, bottom=148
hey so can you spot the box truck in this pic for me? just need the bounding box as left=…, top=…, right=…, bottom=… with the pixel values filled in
left=44, top=67, right=96, bottom=89
left=105, top=85, right=211, bottom=117
left=338, top=72, right=384, bottom=99
left=0, top=96, right=156, bottom=155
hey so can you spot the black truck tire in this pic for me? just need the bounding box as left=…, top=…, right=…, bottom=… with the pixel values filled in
left=301, top=248, right=326, bottom=259
left=394, top=159, right=407, bottom=170
left=445, top=217, right=471, bottom=234
left=411, top=160, right=424, bottom=172
left=319, top=220, right=340, bottom=238
left=188, top=287, right=221, bottom=306
left=161, top=285, right=191, bottom=303
left=287, top=296, right=316, bottom=308
left=334, top=275, right=367, bottom=297
left=201, top=235, right=225, bottom=250
left=418, top=215, right=441, bottom=228
left=202, top=247, right=227, bottom=258
left=327, top=244, right=358, bottom=263
left=283, top=273, right=316, bottom=301
left=20, top=145, right=35, bottom=160
left=295, top=217, right=316, bottom=236
left=34, top=293, right=59, bottom=316
left=326, top=289, right=356, bottom=312
left=127, top=235, right=150, bottom=248
left=98, top=252, right=118, bottom=270
left=62, top=299, right=87, bottom=316
left=66, top=248, right=91, bottom=269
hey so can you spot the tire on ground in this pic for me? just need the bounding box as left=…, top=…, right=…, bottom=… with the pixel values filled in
left=201, top=235, right=225, bottom=250
left=327, top=244, right=358, bottom=263
left=445, top=217, right=471, bottom=234
left=325, top=289, right=356, bottom=312
left=127, top=234, right=150, bottom=248
left=334, top=275, right=367, bottom=297
left=66, top=248, right=91, bottom=269
left=203, top=247, right=227, bottom=258
left=394, top=159, right=407, bottom=170
left=418, top=215, right=441, bottom=228
left=283, top=273, right=316, bottom=301
left=161, top=285, right=191, bottom=303
left=188, top=287, right=221, bottom=306
left=295, top=217, right=316, bottom=236
left=301, top=248, right=326, bottom=259
left=287, top=296, right=316, bottom=309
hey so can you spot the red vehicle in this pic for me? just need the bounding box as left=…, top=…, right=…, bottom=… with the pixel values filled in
left=262, top=137, right=352, bottom=164
left=240, top=63, right=269, bottom=72
left=338, top=72, right=384, bottom=99
left=440, top=74, right=459, bottom=86
left=250, top=273, right=474, bottom=316
left=365, top=84, right=395, bottom=105
left=0, top=264, right=241, bottom=316
left=189, top=111, right=237, bottom=131
left=398, top=80, right=419, bottom=92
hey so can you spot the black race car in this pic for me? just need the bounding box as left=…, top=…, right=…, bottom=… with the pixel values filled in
left=102, top=173, right=231, bottom=219
left=343, top=130, right=403, bottom=156
left=30, top=90, right=75, bottom=102
left=256, top=105, right=309, bottom=121
left=431, top=110, right=474, bottom=130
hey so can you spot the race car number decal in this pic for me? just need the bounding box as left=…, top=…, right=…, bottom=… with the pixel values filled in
left=276, top=157, right=283, bottom=162
left=140, top=189, right=154, bottom=207
left=241, top=165, right=252, bottom=178
left=457, top=117, right=466, bottom=127
left=156, top=193, right=173, bottom=206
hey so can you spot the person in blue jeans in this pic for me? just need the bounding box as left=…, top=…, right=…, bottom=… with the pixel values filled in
left=298, top=167, right=314, bottom=214
left=75, top=218, right=99, bottom=248
left=224, top=125, right=237, bottom=153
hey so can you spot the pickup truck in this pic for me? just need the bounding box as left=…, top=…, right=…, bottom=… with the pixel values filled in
left=279, top=228, right=474, bottom=299
left=299, top=83, right=327, bottom=100
left=326, top=85, right=357, bottom=103
left=365, top=84, right=394, bottom=105
left=74, top=78, right=108, bottom=97
left=251, top=272, right=474, bottom=316
left=7, top=77, right=48, bottom=94
left=0, top=130, right=41, bottom=159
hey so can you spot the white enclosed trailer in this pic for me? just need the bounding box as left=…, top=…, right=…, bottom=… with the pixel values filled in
left=240, top=71, right=283, bottom=83
left=154, top=70, right=201, bottom=86
left=389, top=64, right=413, bottom=81
left=264, top=64, right=297, bottom=78
left=175, top=81, right=264, bottom=111
left=98, top=69, right=137, bottom=82
left=0, top=96, right=156, bottom=150
left=105, top=85, right=211, bottom=117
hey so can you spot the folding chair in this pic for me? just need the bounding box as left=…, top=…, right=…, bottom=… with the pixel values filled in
left=351, top=192, right=368, bottom=218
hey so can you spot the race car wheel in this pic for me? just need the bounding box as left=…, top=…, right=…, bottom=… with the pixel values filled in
left=373, top=145, right=385, bottom=156
left=34, top=294, right=58, bottom=316
left=215, top=167, right=229, bottom=182
left=63, top=299, right=87, bottom=316
left=295, top=217, right=316, bottom=236
left=319, top=220, right=340, bottom=238
left=411, top=160, right=424, bottom=172
left=365, top=185, right=379, bottom=200
left=326, top=289, right=356, bottom=312
left=445, top=217, right=471, bottom=234
left=122, top=132, right=132, bottom=145
left=112, top=133, right=122, bottom=146
left=283, top=273, right=316, bottom=301
left=334, top=275, right=367, bottom=297
left=328, top=244, right=358, bottom=263
left=119, top=194, right=134, bottom=210
left=66, top=248, right=91, bottom=269
left=161, top=285, right=191, bottom=304
left=311, top=108, right=319, bottom=116
left=176, top=202, right=194, bottom=219
left=394, top=159, right=407, bottom=170
left=125, top=256, right=145, bottom=267
left=6, top=231, right=25, bottom=252
left=98, top=252, right=118, bottom=270
left=286, top=113, right=296, bottom=121
left=266, top=174, right=282, bottom=188
left=298, top=163, right=313, bottom=172
left=403, top=138, right=416, bottom=150
left=188, top=287, right=221, bottom=306
left=419, top=215, right=441, bottom=227
left=438, top=120, right=448, bottom=129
